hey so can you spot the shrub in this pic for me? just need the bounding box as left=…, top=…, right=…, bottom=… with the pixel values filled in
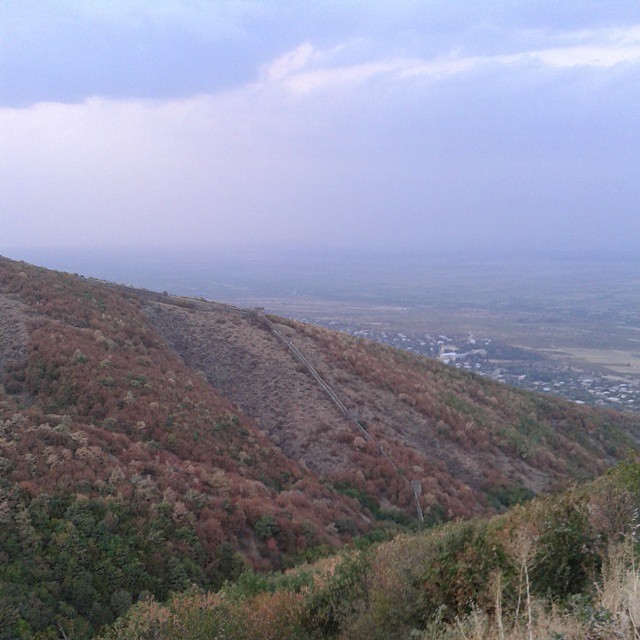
left=532, top=492, right=601, bottom=600
left=254, top=515, right=279, bottom=541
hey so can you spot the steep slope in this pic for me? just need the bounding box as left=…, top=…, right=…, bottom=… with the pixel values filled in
left=144, top=293, right=640, bottom=522
left=1, top=255, right=639, bottom=638
left=0, top=257, right=367, bottom=636
left=99, top=455, right=640, bottom=640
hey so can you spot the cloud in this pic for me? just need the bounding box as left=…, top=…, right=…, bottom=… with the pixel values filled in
left=262, top=43, right=317, bottom=81
left=3, top=2, right=639, bottom=107
left=255, top=24, right=640, bottom=95
left=1, top=21, right=640, bottom=254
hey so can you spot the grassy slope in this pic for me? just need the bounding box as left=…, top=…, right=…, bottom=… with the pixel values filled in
left=1, top=256, right=639, bottom=638
left=98, top=457, right=640, bottom=640
left=0, top=258, right=366, bottom=637
left=145, top=296, right=640, bottom=521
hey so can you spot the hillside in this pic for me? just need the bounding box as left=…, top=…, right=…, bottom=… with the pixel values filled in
left=144, top=291, right=640, bottom=520
left=1, top=255, right=639, bottom=638
left=99, top=454, right=640, bottom=640
left=0, top=258, right=367, bottom=637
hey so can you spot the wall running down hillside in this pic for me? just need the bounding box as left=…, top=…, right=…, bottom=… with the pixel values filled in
left=261, top=312, right=424, bottom=522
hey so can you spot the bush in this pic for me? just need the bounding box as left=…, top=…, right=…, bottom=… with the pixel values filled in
left=532, top=493, right=601, bottom=600
left=254, top=515, right=279, bottom=541
left=417, top=519, right=511, bottom=623
left=302, top=552, right=371, bottom=637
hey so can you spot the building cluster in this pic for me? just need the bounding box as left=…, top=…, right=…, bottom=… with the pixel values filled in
left=321, top=320, right=640, bottom=414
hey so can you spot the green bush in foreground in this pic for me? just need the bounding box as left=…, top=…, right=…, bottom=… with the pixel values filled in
left=99, top=456, right=640, bottom=640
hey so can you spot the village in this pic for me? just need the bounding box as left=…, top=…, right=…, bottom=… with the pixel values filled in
left=320, top=320, right=640, bottom=414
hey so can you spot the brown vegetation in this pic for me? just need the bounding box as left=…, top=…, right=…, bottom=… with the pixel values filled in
left=144, top=296, right=640, bottom=523
left=1, top=255, right=639, bottom=638
left=0, top=257, right=368, bottom=573
left=99, top=459, right=640, bottom=640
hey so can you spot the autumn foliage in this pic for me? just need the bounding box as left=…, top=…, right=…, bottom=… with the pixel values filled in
left=1, top=256, right=639, bottom=639
left=0, top=258, right=366, bottom=637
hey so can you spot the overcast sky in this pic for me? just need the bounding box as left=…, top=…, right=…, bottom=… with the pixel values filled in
left=1, top=1, right=639, bottom=258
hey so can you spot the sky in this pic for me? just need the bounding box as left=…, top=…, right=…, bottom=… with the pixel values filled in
left=1, top=1, right=639, bottom=258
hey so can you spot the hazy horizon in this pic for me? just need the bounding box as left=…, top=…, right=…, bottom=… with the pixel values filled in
left=3, top=246, right=639, bottom=315
left=2, top=1, right=639, bottom=257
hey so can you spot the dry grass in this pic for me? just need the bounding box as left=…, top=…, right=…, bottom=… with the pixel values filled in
left=0, top=293, right=28, bottom=376
left=413, top=541, right=640, bottom=640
